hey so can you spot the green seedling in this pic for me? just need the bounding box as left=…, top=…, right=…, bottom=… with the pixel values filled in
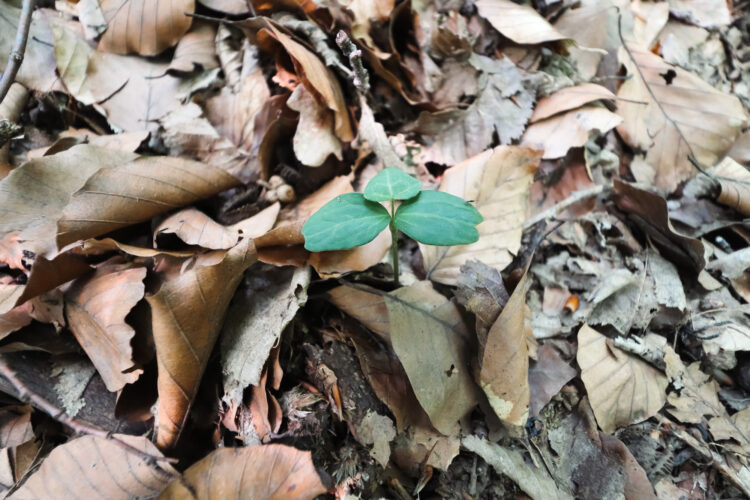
left=302, top=168, right=483, bottom=285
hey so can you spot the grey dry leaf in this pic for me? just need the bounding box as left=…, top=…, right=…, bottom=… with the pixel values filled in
left=168, top=21, right=219, bottom=73
left=668, top=0, right=731, bottom=28
left=386, top=281, right=478, bottom=435
left=528, top=343, right=577, bottom=418
left=454, top=259, right=509, bottom=344
left=663, top=345, right=727, bottom=424
left=474, top=0, right=567, bottom=45
left=99, top=0, right=195, bottom=56
left=221, top=265, right=310, bottom=408
left=577, top=324, right=667, bottom=433
left=616, top=46, right=747, bottom=192
left=287, top=85, right=342, bottom=167
left=421, top=146, right=541, bottom=285
left=9, top=435, right=177, bottom=500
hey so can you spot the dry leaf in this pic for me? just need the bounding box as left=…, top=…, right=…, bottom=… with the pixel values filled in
left=421, top=146, right=541, bottom=285
left=553, top=5, right=609, bottom=80
left=155, top=208, right=239, bottom=250
left=522, top=106, right=622, bottom=159
left=616, top=46, right=747, bottom=192
left=159, top=444, right=326, bottom=499
left=9, top=435, right=176, bottom=500
left=454, top=260, right=509, bottom=343
left=668, top=0, right=730, bottom=28
left=328, top=286, right=391, bottom=341
left=475, top=0, right=567, bottom=45
left=57, top=156, right=240, bottom=248
left=530, top=84, right=616, bottom=123
left=577, top=324, right=667, bottom=433
left=386, top=281, right=478, bottom=435
left=287, top=85, right=342, bottom=167
left=711, top=157, right=750, bottom=217
left=99, top=0, right=195, bottom=56
left=198, top=0, right=248, bottom=14
left=663, top=345, right=725, bottom=424
left=148, top=237, right=257, bottom=450
left=528, top=343, right=577, bottom=418
left=168, top=21, right=219, bottom=73
left=65, top=262, right=146, bottom=392
left=480, top=273, right=530, bottom=426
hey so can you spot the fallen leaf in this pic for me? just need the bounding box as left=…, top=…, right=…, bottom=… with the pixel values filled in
left=553, top=5, right=610, bottom=80
left=355, top=411, right=396, bottom=467
left=286, top=84, right=342, bottom=167
left=155, top=208, right=239, bottom=250
left=421, top=146, right=541, bottom=285
left=65, top=261, right=146, bottom=392
left=9, top=435, right=176, bottom=500
left=711, top=157, right=750, bottom=217
left=522, top=106, right=622, bottom=159
left=474, top=0, right=567, bottom=45
left=530, top=84, right=616, bottom=123
left=57, top=156, right=240, bottom=248
left=663, top=345, right=725, bottom=424
left=528, top=343, right=576, bottom=418
left=480, top=273, right=530, bottom=426
left=454, top=259, right=509, bottom=343
left=197, top=0, right=248, bottom=14
left=668, top=0, right=730, bottom=28
left=0, top=407, right=33, bottom=448
left=221, top=265, right=310, bottom=408
left=99, top=0, right=195, bottom=56
left=148, top=236, right=257, bottom=450
left=386, top=281, right=477, bottom=435
left=616, top=46, right=747, bottom=192
left=328, top=286, right=391, bottom=341
left=158, top=444, right=326, bottom=499
left=577, top=324, right=667, bottom=433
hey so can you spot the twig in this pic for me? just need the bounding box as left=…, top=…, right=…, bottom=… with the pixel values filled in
left=522, top=185, right=607, bottom=230
left=0, top=0, right=35, bottom=105
left=335, top=30, right=369, bottom=94
left=612, top=335, right=665, bottom=370
left=0, top=356, right=177, bottom=465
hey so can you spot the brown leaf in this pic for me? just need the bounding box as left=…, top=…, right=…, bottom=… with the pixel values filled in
left=475, top=0, right=567, bottom=45
left=0, top=407, right=34, bottom=448
left=711, top=157, right=750, bottom=217
left=531, top=84, right=616, bottom=123
left=522, top=107, right=622, bottom=159
left=9, top=435, right=176, bottom=500
left=158, top=444, right=326, bottom=499
left=148, top=237, right=257, bottom=450
left=328, top=286, right=391, bottom=341
left=77, top=238, right=196, bottom=258
left=57, top=156, right=240, bottom=249
left=155, top=208, right=239, bottom=250
left=197, top=0, right=248, bottom=14
left=480, top=273, right=531, bottom=426
left=616, top=46, right=747, bottom=191
left=168, top=21, right=218, bottom=73
left=65, top=262, right=146, bottom=392
left=286, top=85, right=342, bottom=167
left=553, top=6, right=609, bottom=80
left=421, top=146, right=541, bottom=285
left=577, top=324, right=667, bottom=433
left=528, top=343, right=577, bottom=418
left=99, top=0, right=195, bottom=56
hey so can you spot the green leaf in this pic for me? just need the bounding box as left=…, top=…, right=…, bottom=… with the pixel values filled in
left=394, top=191, right=483, bottom=246
left=302, top=193, right=390, bottom=251
left=363, top=168, right=421, bottom=202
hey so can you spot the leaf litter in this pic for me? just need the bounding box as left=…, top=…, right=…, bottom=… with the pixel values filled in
left=0, top=0, right=749, bottom=498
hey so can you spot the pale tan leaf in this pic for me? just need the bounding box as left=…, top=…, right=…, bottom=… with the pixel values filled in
left=0, top=407, right=33, bottom=448
left=168, top=21, right=218, bottom=73
left=522, top=107, right=622, bottom=159
left=159, top=444, right=325, bottom=499
left=148, top=237, right=256, bottom=450
left=616, top=46, right=747, bottom=192
left=57, top=156, right=240, bottom=248
left=530, top=84, right=616, bottom=123
left=386, top=281, right=478, bottom=435
left=198, top=0, right=248, bottom=14
left=475, top=0, right=567, bottom=45
left=0, top=83, right=28, bottom=174
left=308, top=230, right=391, bottom=279
left=577, top=324, right=667, bottom=433
left=77, top=238, right=195, bottom=258
left=156, top=208, right=239, bottom=250
left=421, top=146, right=541, bottom=285
left=631, top=1, right=669, bottom=49
left=480, top=273, right=530, bottom=426
left=9, top=435, right=176, bottom=500
left=287, top=85, right=342, bottom=167
left=327, top=286, right=391, bottom=340
left=711, top=157, right=750, bottom=217
left=76, top=0, right=107, bottom=39
left=99, top=0, right=195, bottom=56
left=65, top=262, right=146, bottom=392
left=668, top=0, right=731, bottom=28
left=553, top=5, right=610, bottom=80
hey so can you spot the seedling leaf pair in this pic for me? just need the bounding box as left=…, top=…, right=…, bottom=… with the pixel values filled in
left=302, top=168, right=483, bottom=261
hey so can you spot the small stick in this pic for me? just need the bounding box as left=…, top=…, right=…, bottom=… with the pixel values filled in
left=335, top=30, right=369, bottom=94
left=0, top=0, right=35, bottom=105
left=522, top=185, right=607, bottom=230
left=0, top=356, right=177, bottom=465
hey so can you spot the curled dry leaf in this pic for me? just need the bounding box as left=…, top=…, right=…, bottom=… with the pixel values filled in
left=553, top=5, right=609, bottom=80
left=57, top=156, right=240, bottom=249
left=99, top=0, right=195, bottom=56
left=577, top=324, right=667, bottom=433
left=156, top=209, right=239, bottom=250
left=421, top=146, right=541, bottom=285
left=480, top=273, right=530, bottom=426
left=710, top=157, right=750, bottom=217
left=287, top=85, right=342, bottom=167
left=475, top=0, right=567, bottom=45
left=159, top=444, right=325, bottom=500
left=65, top=262, right=146, bottom=392
left=168, top=21, right=219, bottom=73
left=9, top=435, right=177, bottom=500
left=522, top=106, right=622, bottom=159
left=616, top=46, right=747, bottom=192
left=148, top=237, right=257, bottom=450
left=530, top=84, right=616, bottom=123
left=198, top=0, right=248, bottom=15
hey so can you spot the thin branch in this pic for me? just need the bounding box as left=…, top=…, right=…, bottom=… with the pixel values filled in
left=522, top=185, right=607, bottom=229
left=0, top=0, right=35, bottom=105
left=335, top=30, right=369, bottom=94
left=0, top=356, right=177, bottom=465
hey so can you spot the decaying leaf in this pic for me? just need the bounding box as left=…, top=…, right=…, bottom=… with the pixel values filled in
left=168, top=21, right=219, bottom=73
left=159, top=444, right=325, bottom=499
left=710, top=157, right=750, bottom=217
left=9, top=435, right=176, bottom=500
left=530, top=84, right=616, bottom=123
left=528, top=343, right=576, bottom=418
left=475, top=0, right=567, bottom=45
left=480, top=273, right=530, bottom=426
left=421, top=146, right=541, bottom=285
left=577, top=324, right=667, bottom=433
left=616, top=46, right=747, bottom=191
left=155, top=208, right=239, bottom=250
left=99, top=0, right=195, bottom=56
left=553, top=5, right=610, bottom=80
left=148, top=237, right=257, bottom=450
left=286, top=85, right=342, bottom=167
left=65, top=261, right=146, bottom=392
